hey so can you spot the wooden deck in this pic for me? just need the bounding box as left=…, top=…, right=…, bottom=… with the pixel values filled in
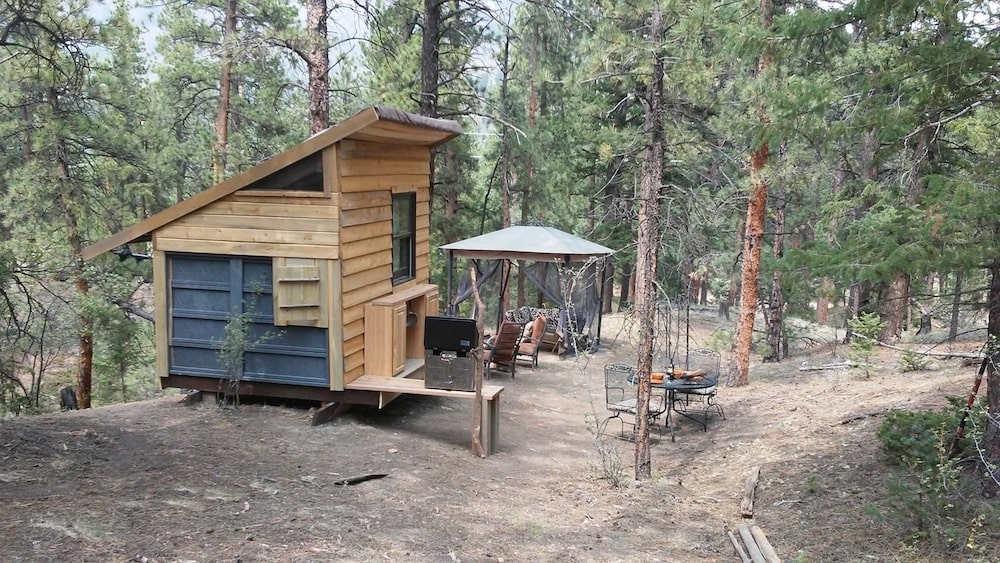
left=346, top=374, right=504, bottom=455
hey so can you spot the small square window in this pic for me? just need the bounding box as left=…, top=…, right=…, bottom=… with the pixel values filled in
left=392, top=193, right=416, bottom=285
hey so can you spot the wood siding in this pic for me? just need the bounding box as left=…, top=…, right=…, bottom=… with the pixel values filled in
left=153, top=192, right=339, bottom=259
left=335, top=140, right=433, bottom=383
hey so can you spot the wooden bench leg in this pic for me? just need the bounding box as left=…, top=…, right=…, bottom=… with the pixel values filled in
left=481, top=396, right=500, bottom=456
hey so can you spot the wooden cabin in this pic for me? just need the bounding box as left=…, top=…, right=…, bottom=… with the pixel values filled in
left=83, top=106, right=463, bottom=407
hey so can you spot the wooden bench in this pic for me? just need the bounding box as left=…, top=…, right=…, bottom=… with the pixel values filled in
left=345, top=374, right=504, bottom=456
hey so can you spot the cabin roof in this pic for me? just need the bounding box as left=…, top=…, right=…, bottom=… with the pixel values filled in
left=82, top=106, right=461, bottom=260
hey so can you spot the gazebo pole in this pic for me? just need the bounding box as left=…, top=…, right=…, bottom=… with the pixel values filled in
left=595, top=258, right=606, bottom=347
left=446, top=249, right=454, bottom=316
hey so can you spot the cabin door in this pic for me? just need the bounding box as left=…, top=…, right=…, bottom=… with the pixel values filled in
left=167, top=253, right=329, bottom=387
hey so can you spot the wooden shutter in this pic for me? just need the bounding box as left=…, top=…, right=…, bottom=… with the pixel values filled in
left=273, top=257, right=328, bottom=327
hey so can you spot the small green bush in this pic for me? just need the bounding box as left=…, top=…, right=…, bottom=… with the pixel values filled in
left=899, top=349, right=930, bottom=372
left=874, top=403, right=998, bottom=556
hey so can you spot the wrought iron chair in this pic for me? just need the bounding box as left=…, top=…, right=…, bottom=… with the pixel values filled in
left=599, top=363, right=665, bottom=440
left=484, top=321, right=526, bottom=379
left=672, top=348, right=726, bottom=426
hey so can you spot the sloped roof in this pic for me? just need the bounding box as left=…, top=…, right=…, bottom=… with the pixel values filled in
left=440, top=226, right=614, bottom=263
left=82, top=106, right=462, bottom=260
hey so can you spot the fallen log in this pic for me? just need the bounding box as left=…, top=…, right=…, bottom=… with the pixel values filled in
left=750, top=525, right=781, bottom=563
left=738, top=524, right=766, bottom=563
left=741, top=465, right=761, bottom=518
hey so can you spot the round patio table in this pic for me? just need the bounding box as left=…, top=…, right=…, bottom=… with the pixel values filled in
left=652, top=374, right=717, bottom=441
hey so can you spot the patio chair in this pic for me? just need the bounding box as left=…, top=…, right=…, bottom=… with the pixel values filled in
left=599, top=363, right=665, bottom=440
left=516, top=314, right=548, bottom=367
left=484, top=321, right=525, bottom=379
left=672, top=348, right=726, bottom=426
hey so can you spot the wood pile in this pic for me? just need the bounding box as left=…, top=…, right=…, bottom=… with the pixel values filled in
left=726, top=465, right=781, bottom=562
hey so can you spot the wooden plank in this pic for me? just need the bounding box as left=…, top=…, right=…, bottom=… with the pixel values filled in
left=342, top=280, right=393, bottom=310
left=343, top=318, right=364, bottom=341
left=322, top=144, right=339, bottom=196
left=341, top=223, right=391, bottom=245
left=341, top=206, right=391, bottom=228
left=728, top=527, right=752, bottom=563
left=344, top=349, right=364, bottom=374
left=737, top=525, right=767, bottom=563
left=362, top=121, right=456, bottom=144
left=327, top=259, right=344, bottom=391
left=341, top=264, right=392, bottom=294
left=175, top=213, right=336, bottom=232
left=343, top=305, right=365, bottom=328
left=339, top=174, right=429, bottom=193
left=235, top=189, right=328, bottom=199
left=341, top=251, right=392, bottom=277
left=371, top=283, right=438, bottom=306
left=153, top=250, right=169, bottom=379
left=346, top=374, right=503, bottom=400
left=339, top=139, right=430, bottom=161
left=157, top=225, right=338, bottom=246
left=339, top=191, right=391, bottom=211
left=339, top=158, right=430, bottom=177
left=154, top=237, right=338, bottom=260
left=202, top=200, right=337, bottom=219
left=340, top=237, right=391, bottom=260
left=749, top=526, right=781, bottom=563
left=311, top=401, right=351, bottom=426
left=741, top=465, right=761, bottom=518
left=342, top=333, right=364, bottom=358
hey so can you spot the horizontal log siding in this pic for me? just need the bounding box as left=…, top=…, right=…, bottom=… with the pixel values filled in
left=337, top=141, right=433, bottom=382
left=154, top=192, right=339, bottom=260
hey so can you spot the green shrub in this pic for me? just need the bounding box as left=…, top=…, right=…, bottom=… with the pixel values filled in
left=874, top=404, right=998, bottom=556
left=899, top=348, right=930, bottom=372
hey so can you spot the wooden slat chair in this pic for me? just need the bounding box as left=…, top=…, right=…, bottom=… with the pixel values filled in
left=485, top=321, right=525, bottom=379
left=673, top=348, right=726, bottom=427
left=516, top=315, right=548, bottom=368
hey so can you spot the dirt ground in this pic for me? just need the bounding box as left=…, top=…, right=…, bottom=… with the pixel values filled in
left=0, top=310, right=994, bottom=562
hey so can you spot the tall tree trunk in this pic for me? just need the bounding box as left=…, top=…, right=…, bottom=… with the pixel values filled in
left=883, top=275, right=909, bottom=341
left=730, top=0, right=774, bottom=386
left=213, top=0, right=237, bottom=184
left=764, top=182, right=786, bottom=362
left=817, top=168, right=845, bottom=324
left=619, top=262, right=633, bottom=311
left=420, top=0, right=440, bottom=119
left=52, top=110, right=92, bottom=408
left=634, top=4, right=664, bottom=481
left=306, top=0, right=329, bottom=135
left=983, top=261, right=1000, bottom=469
left=949, top=270, right=963, bottom=341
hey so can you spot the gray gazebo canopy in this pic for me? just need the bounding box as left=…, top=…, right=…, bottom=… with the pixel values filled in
left=440, top=226, right=614, bottom=264
left=440, top=226, right=614, bottom=351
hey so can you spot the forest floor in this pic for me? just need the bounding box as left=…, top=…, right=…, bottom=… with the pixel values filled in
left=0, top=309, right=996, bottom=562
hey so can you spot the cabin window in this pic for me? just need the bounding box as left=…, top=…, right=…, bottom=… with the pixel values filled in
left=392, top=193, right=416, bottom=285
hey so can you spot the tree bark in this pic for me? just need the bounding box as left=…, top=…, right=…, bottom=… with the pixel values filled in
left=633, top=4, right=665, bottom=480
left=984, top=261, right=1000, bottom=467
left=730, top=0, right=773, bottom=386
left=764, top=182, right=785, bottom=362
left=52, top=101, right=92, bottom=408
left=213, top=0, right=237, bottom=184
left=949, top=270, right=963, bottom=341
left=306, top=0, right=329, bottom=135
left=420, top=0, right=440, bottom=118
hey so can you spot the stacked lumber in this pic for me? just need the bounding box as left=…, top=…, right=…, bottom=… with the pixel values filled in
left=727, top=465, right=780, bottom=562
left=727, top=524, right=780, bottom=563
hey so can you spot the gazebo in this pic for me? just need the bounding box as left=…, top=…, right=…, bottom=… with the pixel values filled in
left=440, top=226, right=614, bottom=350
